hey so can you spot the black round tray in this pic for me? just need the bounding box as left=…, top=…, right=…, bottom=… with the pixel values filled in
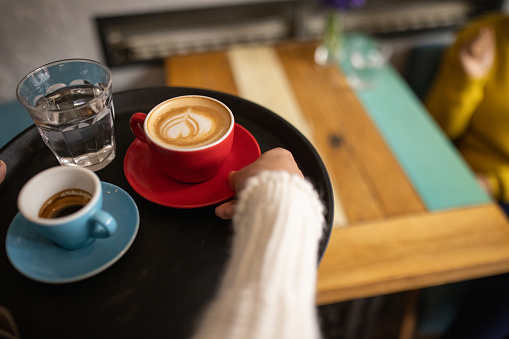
left=0, top=87, right=333, bottom=338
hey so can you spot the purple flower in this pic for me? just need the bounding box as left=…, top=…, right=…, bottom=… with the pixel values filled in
left=322, top=0, right=366, bottom=10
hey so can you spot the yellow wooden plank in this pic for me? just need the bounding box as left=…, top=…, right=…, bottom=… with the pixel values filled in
left=316, top=203, right=509, bottom=304
left=164, top=51, right=238, bottom=95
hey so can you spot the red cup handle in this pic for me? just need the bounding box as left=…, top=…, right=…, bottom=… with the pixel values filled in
left=130, top=113, right=148, bottom=143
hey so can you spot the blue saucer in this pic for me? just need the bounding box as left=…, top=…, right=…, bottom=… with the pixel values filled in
left=6, top=182, right=139, bottom=284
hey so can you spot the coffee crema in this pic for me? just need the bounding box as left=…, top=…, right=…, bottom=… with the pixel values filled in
left=39, top=188, right=92, bottom=219
left=147, top=99, right=231, bottom=149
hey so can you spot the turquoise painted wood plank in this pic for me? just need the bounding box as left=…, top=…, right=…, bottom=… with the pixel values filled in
left=347, top=65, right=491, bottom=210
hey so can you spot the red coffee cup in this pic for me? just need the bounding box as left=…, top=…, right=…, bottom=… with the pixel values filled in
left=130, top=95, right=235, bottom=183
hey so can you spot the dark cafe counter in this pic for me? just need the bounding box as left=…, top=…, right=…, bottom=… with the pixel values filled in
left=0, top=87, right=334, bottom=338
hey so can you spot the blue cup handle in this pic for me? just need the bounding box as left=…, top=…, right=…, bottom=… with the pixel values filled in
left=89, top=210, right=117, bottom=238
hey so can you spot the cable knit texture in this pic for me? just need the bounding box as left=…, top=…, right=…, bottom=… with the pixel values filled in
left=192, top=171, right=325, bottom=339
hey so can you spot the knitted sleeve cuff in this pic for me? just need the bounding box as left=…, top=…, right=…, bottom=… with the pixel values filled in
left=225, top=170, right=326, bottom=287
left=191, top=171, right=325, bottom=339
left=234, top=170, right=325, bottom=236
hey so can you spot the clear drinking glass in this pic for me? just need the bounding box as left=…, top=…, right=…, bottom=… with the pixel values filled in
left=16, top=59, right=116, bottom=171
left=344, top=36, right=392, bottom=90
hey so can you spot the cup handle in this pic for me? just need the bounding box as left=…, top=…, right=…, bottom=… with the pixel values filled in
left=89, top=210, right=117, bottom=239
left=130, top=113, right=148, bottom=143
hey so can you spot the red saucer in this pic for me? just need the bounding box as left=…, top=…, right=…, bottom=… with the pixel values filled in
left=123, top=124, right=261, bottom=208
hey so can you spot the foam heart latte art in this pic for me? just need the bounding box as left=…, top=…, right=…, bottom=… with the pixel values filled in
left=162, top=108, right=212, bottom=140
left=147, top=100, right=231, bottom=149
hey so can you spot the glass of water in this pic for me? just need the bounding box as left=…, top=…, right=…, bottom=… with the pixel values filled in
left=16, top=59, right=116, bottom=171
left=344, top=36, right=392, bottom=90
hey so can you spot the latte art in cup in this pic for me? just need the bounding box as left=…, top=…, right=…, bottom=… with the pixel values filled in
left=130, top=95, right=235, bottom=183
left=147, top=99, right=231, bottom=149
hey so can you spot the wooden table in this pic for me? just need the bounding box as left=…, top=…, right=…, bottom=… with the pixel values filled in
left=164, top=41, right=509, bottom=305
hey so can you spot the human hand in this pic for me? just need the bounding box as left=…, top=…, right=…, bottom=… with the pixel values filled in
left=0, top=160, right=6, bottom=184
left=476, top=174, right=493, bottom=196
left=215, top=148, right=303, bottom=219
left=459, top=27, right=495, bottom=79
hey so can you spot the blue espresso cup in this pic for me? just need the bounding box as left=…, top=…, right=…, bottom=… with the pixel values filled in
left=17, top=166, right=117, bottom=250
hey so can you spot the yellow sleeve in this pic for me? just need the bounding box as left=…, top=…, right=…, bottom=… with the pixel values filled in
left=484, top=171, right=509, bottom=203
left=483, top=174, right=501, bottom=201
left=424, top=21, right=490, bottom=140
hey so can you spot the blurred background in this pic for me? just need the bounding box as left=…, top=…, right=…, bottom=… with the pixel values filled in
left=1, top=0, right=507, bottom=104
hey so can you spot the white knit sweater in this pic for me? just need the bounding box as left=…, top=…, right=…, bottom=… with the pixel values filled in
left=193, top=171, right=325, bottom=339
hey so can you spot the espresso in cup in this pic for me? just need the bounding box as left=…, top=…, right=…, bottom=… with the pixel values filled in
left=18, top=166, right=117, bottom=249
left=130, top=95, right=235, bottom=183
left=38, top=188, right=92, bottom=219
left=146, top=96, right=232, bottom=149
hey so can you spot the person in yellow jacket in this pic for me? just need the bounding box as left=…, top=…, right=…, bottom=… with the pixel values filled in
left=425, top=14, right=509, bottom=339
left=426, top=14, right=509, bottom=202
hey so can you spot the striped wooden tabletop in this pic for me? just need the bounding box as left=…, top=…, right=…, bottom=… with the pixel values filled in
left=165, top=41, right=509, bottom=304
